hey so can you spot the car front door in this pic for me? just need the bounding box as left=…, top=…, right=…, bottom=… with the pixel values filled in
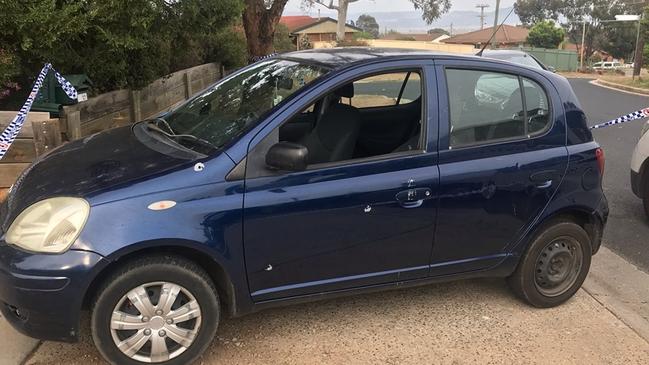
left=430, top=60, right=569, bottom=275
left=241, top=60, right=439, bottom=302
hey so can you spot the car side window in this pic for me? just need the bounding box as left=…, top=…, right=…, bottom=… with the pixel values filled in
left=245, top=69, right=426, bottom=179
left=446, top=69, right=551, bottom=148
left=522, top=78, right=550, bottom=134
left=343, top=72, right=421, bottom=108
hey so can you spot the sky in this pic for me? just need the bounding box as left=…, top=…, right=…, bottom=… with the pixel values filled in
left=283, top=0, right=517, bottom=16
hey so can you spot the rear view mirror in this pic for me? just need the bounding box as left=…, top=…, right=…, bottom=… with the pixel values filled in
left=266, top=142, right=308, bottom=171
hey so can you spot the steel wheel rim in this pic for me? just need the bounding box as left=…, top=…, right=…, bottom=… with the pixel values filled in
left=534, top=237, right=583, bottom=297
left=110, top=281, right=202, bottom=363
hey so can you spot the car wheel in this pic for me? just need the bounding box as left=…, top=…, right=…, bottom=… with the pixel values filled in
left=91, top=255, right=220, bottom=365
left=507, top=221, right=591, bottom=308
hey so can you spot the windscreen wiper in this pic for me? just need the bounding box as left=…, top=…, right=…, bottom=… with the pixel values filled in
left=144, top=117, right=175, bottom=134
left=144, top=122, right=218, bottom=152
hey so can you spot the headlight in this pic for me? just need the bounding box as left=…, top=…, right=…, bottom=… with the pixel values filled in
left=5, top=197, right=90, bottom=254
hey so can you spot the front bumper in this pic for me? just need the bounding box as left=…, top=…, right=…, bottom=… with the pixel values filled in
left=0, top=241, right=106, bottom=342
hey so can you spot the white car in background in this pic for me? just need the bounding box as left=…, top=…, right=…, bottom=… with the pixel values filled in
left=592, top=61, right=623, bottom=71
left=630, top=118, right=649, bottom=217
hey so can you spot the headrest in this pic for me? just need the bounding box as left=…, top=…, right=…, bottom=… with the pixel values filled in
left=334, top=83, right=354, bottom=98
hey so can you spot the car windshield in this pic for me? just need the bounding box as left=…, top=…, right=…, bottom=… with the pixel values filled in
left=162, top=58, right=329, bottom=149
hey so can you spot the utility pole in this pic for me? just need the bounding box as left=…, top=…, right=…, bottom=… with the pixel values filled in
left=491, top=0, right=501, bottom=49
left=476, top=4, right=490, bottom=30
left=633, top=15, right=643, bottom=79
left=450, top=23, right=454, bottom=36
left=580, top=20, right=586, bottom=71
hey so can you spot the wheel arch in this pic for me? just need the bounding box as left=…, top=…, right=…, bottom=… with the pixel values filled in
left=82, top=241, right=238, bottom=318
left=638, top=156, right=649, bottom=198
left=529, top=207, right=604, bottom=255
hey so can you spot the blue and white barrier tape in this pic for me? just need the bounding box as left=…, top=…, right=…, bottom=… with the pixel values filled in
left=590, top=108, right=649, bottom=129
left=0, top=63, right=77, bottom=160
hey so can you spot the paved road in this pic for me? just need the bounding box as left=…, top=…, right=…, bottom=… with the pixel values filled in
left=569, top=78, right=649, bottom=273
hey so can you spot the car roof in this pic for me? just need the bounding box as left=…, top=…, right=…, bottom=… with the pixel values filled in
left=280, top=47, right=483, bottom=68
left=481, top=49, right=529, bottom=56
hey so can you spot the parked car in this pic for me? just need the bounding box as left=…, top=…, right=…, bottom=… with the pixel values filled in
left=481, top=49, right=555, bottom=72
left=0, top=48, right=608, bottom=365
left=592, top=61, right=623, bottom=71
left=630, top=119, right=649, bottom=217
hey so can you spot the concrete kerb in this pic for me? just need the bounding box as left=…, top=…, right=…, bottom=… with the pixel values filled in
left=583, top=246, right=649, bottom=345
left=592, top=79, right=649, bottom=97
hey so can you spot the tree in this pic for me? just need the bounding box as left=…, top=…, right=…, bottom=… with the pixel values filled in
left=513, top=0, right=563, bottom=26
left=602, top=24, right=637, bottom=60
left=562, top=0, right=629, bottom=61
left=304, top=0, right=451, bottom=41
left=428, top=28, right=450, bottom=36
left=515, top=0, right=633, bottom=61
left=274, top=23, right=297, bottom=53
left=0, top=0, right=245, bottom=93
left=0, top=49, right=19, bottom=103
left=356, top=14, right=379, bottom=38
left=242, top=0, right=289, bottom=61
left=527, top=21, right=565, bottom=49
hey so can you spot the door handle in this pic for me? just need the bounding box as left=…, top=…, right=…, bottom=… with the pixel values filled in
left=530, top=170, right=558, bottom=189
left=395, top=188, right=433, bottom=208
left=530, top=170, right=557, bottom=182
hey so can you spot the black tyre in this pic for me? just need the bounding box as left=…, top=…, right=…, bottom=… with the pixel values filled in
left=642, top=182, right=649, bottom=219
left=507, top=221, right=592, bottom=308
left=91, top=255, right=220, bottom=365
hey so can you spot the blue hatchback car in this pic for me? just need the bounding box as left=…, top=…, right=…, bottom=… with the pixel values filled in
left=1, top=48, right=607, bottom=365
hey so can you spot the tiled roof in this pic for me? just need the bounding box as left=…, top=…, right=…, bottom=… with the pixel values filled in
left=443, top=25, right=529, bottom=45
left=280, top=16, right=318, bottom=32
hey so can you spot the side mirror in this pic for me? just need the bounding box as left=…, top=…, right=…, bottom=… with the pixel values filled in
left=265, top=142, right=308, bottom=171
left=547, top=66, right=556, bottom=73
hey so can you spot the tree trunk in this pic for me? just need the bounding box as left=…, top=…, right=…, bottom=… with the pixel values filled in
left=336, top=0, right=349, bottom=42
left=243, top=0, right=288, bottom=62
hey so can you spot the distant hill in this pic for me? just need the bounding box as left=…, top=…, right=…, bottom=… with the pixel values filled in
left=284, top=7, right=521, bottom=34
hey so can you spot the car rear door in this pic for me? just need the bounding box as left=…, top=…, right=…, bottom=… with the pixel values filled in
left=241, top=59, right=439, bottom=302
left=430, top=59, right=569, bottom=275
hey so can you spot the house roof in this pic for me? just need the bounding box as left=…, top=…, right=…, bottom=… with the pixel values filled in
left=280, top=16, right=318, bottom=32
left=443, top=25, right=529, bottom=45
left=380, top=32, right=446, bottom=42
left=294, top=17, right=362, bottom=34
left=280, top=16, right=362, bottom=34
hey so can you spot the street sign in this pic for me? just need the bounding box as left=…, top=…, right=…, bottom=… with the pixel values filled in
left=615, top=14, right=641, bottom=21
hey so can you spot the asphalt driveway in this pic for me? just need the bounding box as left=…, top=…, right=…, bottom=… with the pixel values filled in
left=569, top=78, right=649, bottom=272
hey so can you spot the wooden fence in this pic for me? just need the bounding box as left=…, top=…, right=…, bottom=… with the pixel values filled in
left=61, top=62, right=224, bottom=139
left=0, top=112, right=62, bottom=197
left=0, top=62, right=225, bottom=199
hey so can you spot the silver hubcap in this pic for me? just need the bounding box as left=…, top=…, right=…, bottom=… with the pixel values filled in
left=110, top=282, right=202, bottom=363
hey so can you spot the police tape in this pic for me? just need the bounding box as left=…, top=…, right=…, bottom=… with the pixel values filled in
left=590, top=108, right=649, bottom=130
left=0, top=63, right=77, bottom=160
